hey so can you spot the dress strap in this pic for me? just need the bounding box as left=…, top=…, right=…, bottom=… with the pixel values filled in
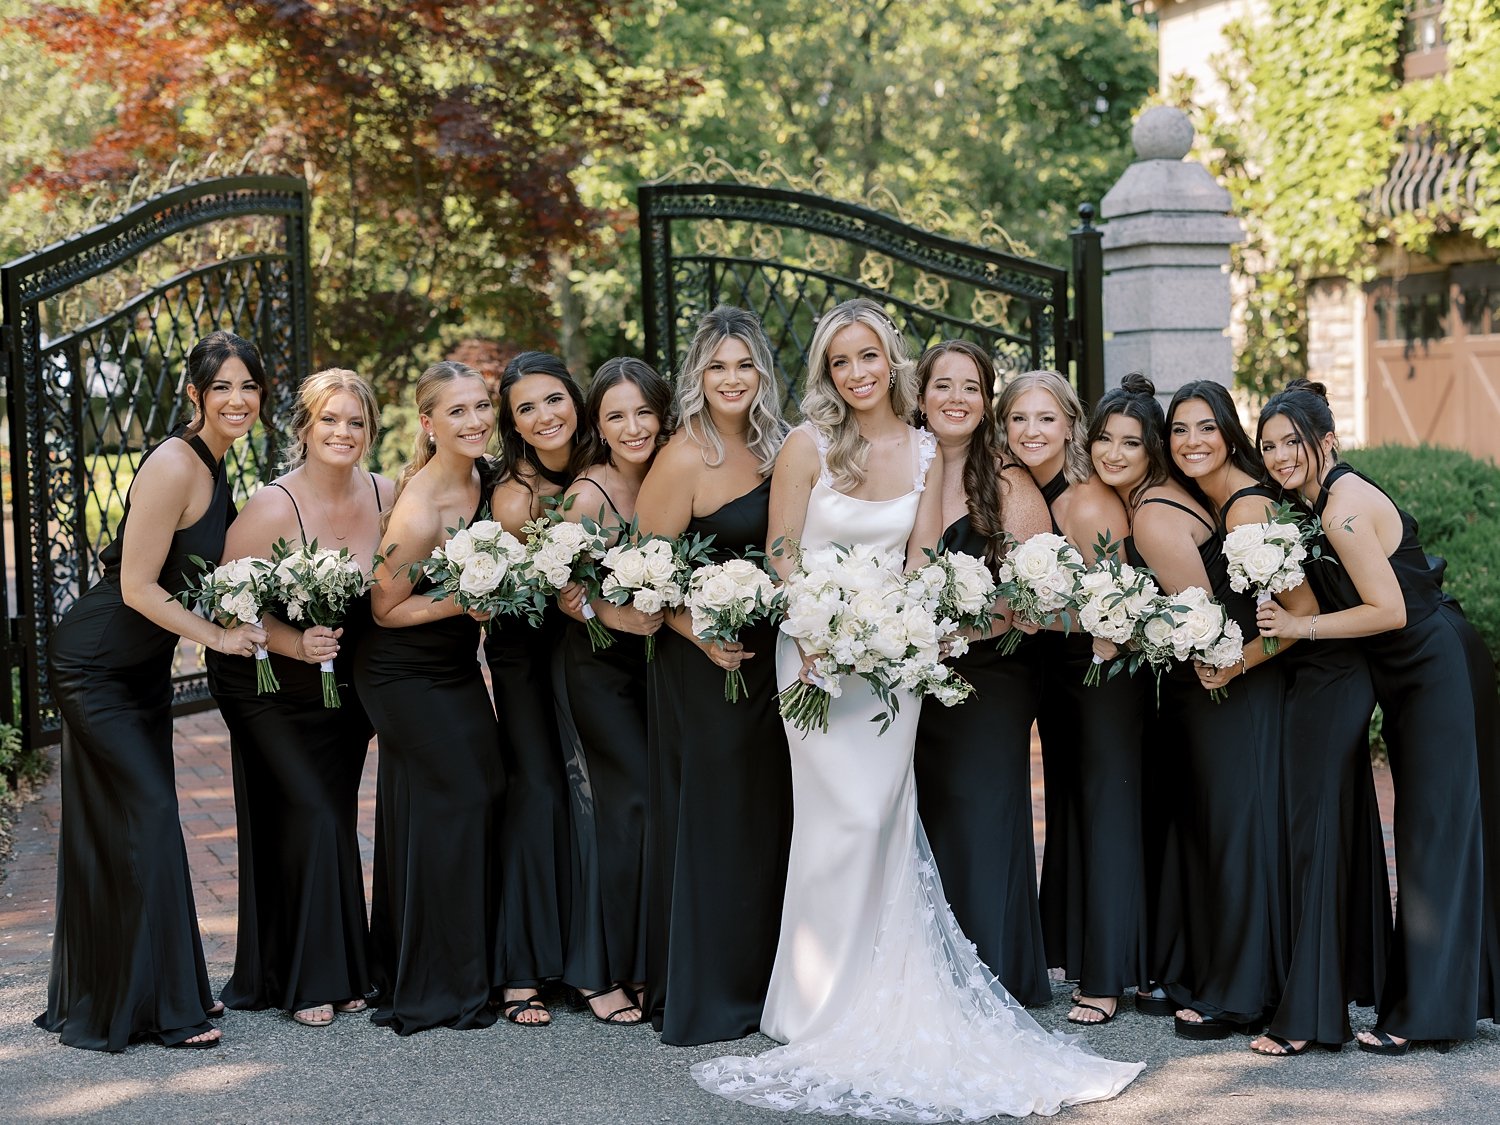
left=1218, top=484, right=1276, bottom=530
left=1313, top=463, right=1356, bottom=518
left=1139, top=496, right=1214, bottom=533
left=182, top=432, right=222, bottom=477
left=799, top=422, right=834, bottom=488
left=911, top=428, right=937, bottom=492
left=575, top=475, right=625, bottom=523
left=267, top=482, right=308, bottom=544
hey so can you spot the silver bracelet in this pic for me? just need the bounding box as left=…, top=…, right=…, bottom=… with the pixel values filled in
left=1308, top=616, right=1318, bottom=642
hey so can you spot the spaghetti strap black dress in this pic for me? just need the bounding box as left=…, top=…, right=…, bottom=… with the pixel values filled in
left=209, top=477, right=377, bottom=1016
left=38, top=432, right=231, bottom=1051
left=353, top=476, right=504, bottom=1034
left=914, top=513, right=1049, bottom=1007
left=484, top=597, right=572, bottom=991
left=1150, top=487, right=1287, bottom=1026
left=1035, top=473, right=1149, bottom=1001
left=559, top=484, right=650, bottom=991
left=1308, top=464, right=1483, bottom=1042
left=644, top=477, right=793, bottom=1044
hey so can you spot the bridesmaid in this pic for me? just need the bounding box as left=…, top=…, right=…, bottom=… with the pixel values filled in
left=996, top=369, right=1146, bottom=1025
left=637, top=306, right=794, bottom=1045
left=354, top=360, right=504, bottom=1034
left=210, top=368, right=392, bottom=1028
left=1256, top=379, right=1487, bottom=1054
left=911, top=341, right=1052, bottom=1007
left=557, top=356, right=672, bottom=1024
left=1159, top=379, right=1289, bottom=1039
left=485, top=351, right=587, bottom=1026
left=39, top=330, right=268, bottom=1051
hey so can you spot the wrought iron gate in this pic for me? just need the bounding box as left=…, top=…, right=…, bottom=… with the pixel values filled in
left=638, top=176, right=1102, bottom=409
left=0, top=174, right=312, bottom=749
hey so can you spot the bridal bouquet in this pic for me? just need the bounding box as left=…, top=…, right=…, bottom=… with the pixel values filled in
left=906, top=549, right=1001, bottom=654
left=1071, top=554, right=1162, bottom=686
left=685, top=556, right=784, bottom=702
left=992, top=532, right=1085, bottom=655
left=1222, top=501, right=1310, bottom=655
left=599, top=533, right=707, bottom=660
left=411, top=518, right=538, bottom=626
left=178, top=555, right=281, bottom=694
left=520, top=511, right=612, bottom=649
left=271, top=540, right=372, bottom=708
left=1135, top=586, right=1245, bottom=702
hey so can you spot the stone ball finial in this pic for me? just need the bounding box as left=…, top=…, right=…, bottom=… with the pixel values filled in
left=1132, top=106, right=1195, bottom=161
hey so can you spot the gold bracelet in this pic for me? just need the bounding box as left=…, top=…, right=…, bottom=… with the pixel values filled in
left=1239, top=658, right=1248, bottom=678
left=1308, top=616, right=1318, bottom=642
left=218, top=626, right=226, bottom=652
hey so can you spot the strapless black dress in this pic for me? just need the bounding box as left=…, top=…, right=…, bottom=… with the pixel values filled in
left=38, top=432, right=232, bottom=1051
left=353, top=486, right=504, bottom=1034
left=644, top=477, right=793, bottom=1044
left=914, top=514, right=1049, bottom=1006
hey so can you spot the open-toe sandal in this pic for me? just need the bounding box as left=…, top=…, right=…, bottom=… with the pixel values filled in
left=292, top=1004, right=335, bottom=1028
left=579, top=986, right=641, bottom=1026
left=1251, top=1034, right=1339, bottom=1058
left=1357, top=1029, right=1412, bottom=1056
left=1066, top=997, right=1117, bottom=1026
left=334, top=998, right=368, bottom=1014
left=501, top=996, right=552, bottom=1027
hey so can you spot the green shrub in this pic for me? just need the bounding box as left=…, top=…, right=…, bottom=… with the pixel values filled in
left=1343, top=444, right=1500, bottom=672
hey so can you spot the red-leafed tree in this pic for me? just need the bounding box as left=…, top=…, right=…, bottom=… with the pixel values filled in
left=21, top=0, right=696, bottom=389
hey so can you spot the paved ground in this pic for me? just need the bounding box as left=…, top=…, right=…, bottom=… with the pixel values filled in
left=3, top=711, right=1494, bottom=1125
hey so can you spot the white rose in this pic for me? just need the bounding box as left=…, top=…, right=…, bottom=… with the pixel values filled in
left=633, top=589, right=664, bottom=614
left=458, top=553, right=504, bottom=596
left=697, top=571, right=740, bottom=610
left=445, top=529, right=477, bottom=564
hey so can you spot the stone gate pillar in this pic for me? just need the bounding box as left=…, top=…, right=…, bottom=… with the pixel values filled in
left=1100, top=106, right=1244, bottom=394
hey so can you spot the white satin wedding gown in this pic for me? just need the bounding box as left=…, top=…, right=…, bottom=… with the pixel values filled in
left=693, top=425, right=1143, bottom=1120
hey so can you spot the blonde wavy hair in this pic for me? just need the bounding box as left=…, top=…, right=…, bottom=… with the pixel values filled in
left=675, top=306, right=788, bottom=476
left=282, top=368, right=380, bottom=471
left=800, top=298, right=917, bottom=490
left=996, top=369, right=1092, bottom=485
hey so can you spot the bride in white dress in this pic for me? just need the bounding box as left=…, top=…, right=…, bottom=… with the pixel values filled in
left=693, top=299, right=1143, bottom=1120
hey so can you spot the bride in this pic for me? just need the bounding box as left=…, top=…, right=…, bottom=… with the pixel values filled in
left=692, top=299, right=1143, bottom=1120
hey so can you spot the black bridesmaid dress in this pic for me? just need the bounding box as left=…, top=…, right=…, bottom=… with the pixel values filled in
left=1141, top=491, right=1288, bottom=1027
left=1307, top=464, right=1484, bottom=1042
left=914, top=514, right=1049, bottom=1007
left=644, top=477, right=793, bottom=1044
left=559, top=485, right=650, bottom=993
left=209, top=478, right=376, bottom=1016
left=38, top=432, right=231, bottom=1051
left=353, top=480, right=504, bottom=1034
left=1034, top=473, right=1149, bottom=1003
left=483, top=602, right=572, bottom=993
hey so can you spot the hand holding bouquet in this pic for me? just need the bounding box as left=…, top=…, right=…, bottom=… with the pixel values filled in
left=1071, top=554, right=1161, bottom=686
left=1222, top=501, right=1310, bottom=655
left=685, top=556, right=783, bottom=701
left=906, top=548, right=1001, bottom=654
left=1136, top=586, right=1244, bottom=702
left=993, top=532, right=1085, bottom=655
left=599, top=533, right=705, bottom=660
left=409, top=519, right=536, bottom=628
left=178, top=555, right=281, bottom=693
left=521, top=510, right=612, bottom=649
left=272, top=539, right=373, bottom=707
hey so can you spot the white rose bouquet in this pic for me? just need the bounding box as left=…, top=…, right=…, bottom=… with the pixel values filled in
left=270, top=539, right=373, bottom=708
left=906, top=548, right=1001, bottom=648
left=1222, top=501, right=1310, bottom=655
left=410, top=517, right=537, bottom=627
left=1139, top=585, right=1245, bottom=703
left=599, top=532, right=708, bottom=661
left=178, top=555, right=281, bottom=694
left=520, top=510, right=612, bottom=650
left=685, top=555, right=784, bottom=702
left=1071, top=556, right=1162, bottom=686
left=993, top=532, right=1085, bottom=655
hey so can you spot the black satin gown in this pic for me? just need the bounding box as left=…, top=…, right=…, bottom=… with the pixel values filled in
left=1145, top=489, right=1288, bottom=1024
left=1308, top=464, right=1484, bottom=1041
left=558, top=487, right=650, bottom=991
left=1035, top=474, right=1149, bottom=1000
left=644, top=477, right=793, bottom=1044
left=914, top=515, right=1049, bottom=1007
left=38, top=432, right=230, bottom=1051
left=353, top=484, right=504, bottom=1034
left=484, top=602, right=571, bottom=989
left=208, top=480, right=376, bottom=1015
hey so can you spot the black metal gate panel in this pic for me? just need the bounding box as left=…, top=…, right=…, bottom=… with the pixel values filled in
left=639, top=180, right=1101, bottom=411
left=0, top=175, right=312, bottom=748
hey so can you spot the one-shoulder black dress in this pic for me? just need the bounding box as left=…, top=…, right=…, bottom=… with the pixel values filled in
left=38, top=432, right=231, bottom=1051
left=1308, top=464, right=1484, bottom=1042
left=1035, top=473, right=1149, bottom=1001
left=644, top=477, right=793, bottom=1044
left=353, top=482, right=504, bottom=1034
left=1146, top=488, right=1287, bottom=1025
left=914, top=514, right=1049, bottom=1006
left=209, top=478, right=377, bottom=1015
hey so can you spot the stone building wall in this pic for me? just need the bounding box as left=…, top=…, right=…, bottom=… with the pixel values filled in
left=1305, top=277, right=1367, bottom=448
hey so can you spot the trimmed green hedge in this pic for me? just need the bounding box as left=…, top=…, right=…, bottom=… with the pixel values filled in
left=1343, top=444, right=1500, bottom=669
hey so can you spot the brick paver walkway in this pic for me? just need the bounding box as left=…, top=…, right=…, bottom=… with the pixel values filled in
left=1, top=712, right=1395, bottom=971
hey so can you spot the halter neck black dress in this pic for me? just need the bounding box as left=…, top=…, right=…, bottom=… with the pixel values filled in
left=1034, top=472, right=1149, bottom=1001
left=209, top=476, right=378, bottom=1016
left=914, top=513, right=1049, bottom=1006
left=353, top=470, right=503, bottom=1034
left=1307, top=463, right=1485, bottom=1042
left=644, top=477, right=793, bottom=1044
left=1151, top=486, right=1287, bottom=1026
left=39, top=432, right=232, bottom=1051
